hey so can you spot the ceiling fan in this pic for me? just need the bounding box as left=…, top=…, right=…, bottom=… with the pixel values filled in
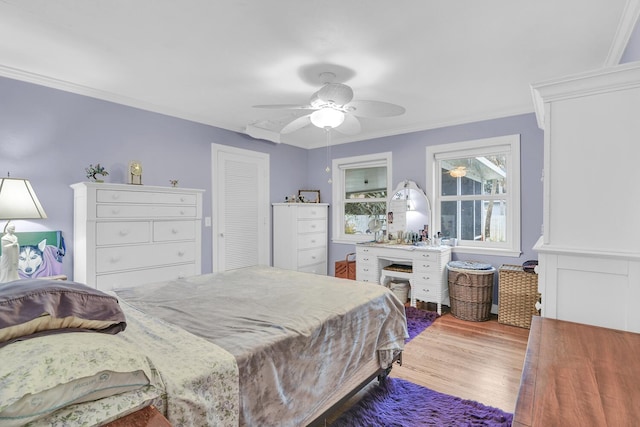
left=253, top=72, right=406, bottom=135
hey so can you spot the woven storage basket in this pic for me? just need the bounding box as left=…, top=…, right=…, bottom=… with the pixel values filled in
left=335, top=253, right=356, bottom=280
left=448, top=265, right=495, bottom=322
left=498, top=264, right=540, bottom=329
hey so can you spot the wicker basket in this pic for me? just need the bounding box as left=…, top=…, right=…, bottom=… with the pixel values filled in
left=498, top=264, right=540, bottom=329
left=448, top=265, right=495, bottom=322
left=335, top=253, right=356, bottom=280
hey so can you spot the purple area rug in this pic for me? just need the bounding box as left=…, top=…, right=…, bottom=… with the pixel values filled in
left=332, top=378, right=513, bottom=427
left=405, top=306, right=439, bottom=342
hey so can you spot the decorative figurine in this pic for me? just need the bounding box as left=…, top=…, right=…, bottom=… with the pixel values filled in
left=0, top=224, right=20, bottom=283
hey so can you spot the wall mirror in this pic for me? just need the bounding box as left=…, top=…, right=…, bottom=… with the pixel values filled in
left=387, top=180, right=431, bottom=239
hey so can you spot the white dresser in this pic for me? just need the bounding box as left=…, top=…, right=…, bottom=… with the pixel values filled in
left=356, top=243, right=451, bottom=314
left=71, top=182, right=204, bottom=290
left=273, top=203, right=329, bottom=275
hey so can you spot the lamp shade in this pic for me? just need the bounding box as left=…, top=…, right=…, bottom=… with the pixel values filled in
left=0, top=178, right=48, bottom=220
left=310, top=107, right=345, bottom=129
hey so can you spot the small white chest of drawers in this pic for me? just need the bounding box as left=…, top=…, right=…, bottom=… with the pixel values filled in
left=71, top=182, right=204, bottom=290
left=273, top=203, right=328, bottom=275
left=355, top=243, right=451, bottom=313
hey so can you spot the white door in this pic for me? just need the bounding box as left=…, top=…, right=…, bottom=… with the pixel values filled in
left=211, top=144, right=270, bottom=272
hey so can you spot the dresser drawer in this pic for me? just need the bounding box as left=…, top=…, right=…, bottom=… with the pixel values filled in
left=96, top=263, right=197, bottom=290
left=297, top=232, right=326, bottom=250
left=153, top=220, right=196, bottom=242
left=297, top=205, right=327, bottom=220
left=297, top=219, right=326, bottom=234
left=96, top=221, right=150, bottom=245
left=97, top=189, right=197, bottom=205
left=96, top=242, right=196, bottom=273
left=97, top=204, right=197, bottom=219
left=298, top=262, right=327, bottom=275
left=298, top=247, right=326, bottom=267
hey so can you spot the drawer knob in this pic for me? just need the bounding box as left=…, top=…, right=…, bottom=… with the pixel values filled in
left=310, top=239, right=316, bottom=243
left=110, top=256, right=120, bottom=263
left=111, top=209, right=120, bottom=215
left=177, top=250, right=185, bottom=256
left=112, top=194, right=120, bottom=200
left=172, top=228, right=179, bottom=234
left=180, top=210, right=185, bottom=215
left=311, top=255, right=317, bottom=259
left=119, top=229, right=129, bottom=236
left=423, top=276, right=430, bottom=280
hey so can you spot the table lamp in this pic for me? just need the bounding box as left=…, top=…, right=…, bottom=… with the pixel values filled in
left=0, top=176, right=48, bottom=283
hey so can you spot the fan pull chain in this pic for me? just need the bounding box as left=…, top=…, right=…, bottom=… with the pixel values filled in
left=325, top=127, right=332, bottom=184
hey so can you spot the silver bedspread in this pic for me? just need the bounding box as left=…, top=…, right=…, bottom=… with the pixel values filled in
left=115, top=266, right=408, bottom=427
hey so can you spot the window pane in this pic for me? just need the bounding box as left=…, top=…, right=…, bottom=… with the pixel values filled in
left=440, top=155, right=507, bottom=196
left=344, top=201, right=386, bottom=235
left=345, top=167, right=387, bottom=199
left=441, top=201, right=457, bottom=238
left=441, top=199, right=507, bottom=242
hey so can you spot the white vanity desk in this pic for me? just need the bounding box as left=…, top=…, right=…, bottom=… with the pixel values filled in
left=355, top=243, right=451, bottom=314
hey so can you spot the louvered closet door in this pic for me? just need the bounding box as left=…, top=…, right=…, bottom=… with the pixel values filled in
left=212, top=144, right=270, bottom=272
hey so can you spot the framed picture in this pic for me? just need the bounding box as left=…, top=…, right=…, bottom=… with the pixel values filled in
left=0, top=231, right=67, bottom=279
left=298, top=189, right=321, bottom=203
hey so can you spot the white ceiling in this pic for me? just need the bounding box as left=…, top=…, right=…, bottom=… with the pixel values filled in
left=0, top=0, right=638, bottom=149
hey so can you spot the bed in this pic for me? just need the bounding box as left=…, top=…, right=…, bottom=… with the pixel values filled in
left=0, top=266, right=407, bottom=426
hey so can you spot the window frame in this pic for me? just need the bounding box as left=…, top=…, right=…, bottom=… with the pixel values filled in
left=331, top=152, right=392, bottom=244
left=426, top=135, right=521, bottom=257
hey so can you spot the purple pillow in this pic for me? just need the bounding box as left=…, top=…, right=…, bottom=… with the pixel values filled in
left=0, top=279, right=126, bottom=348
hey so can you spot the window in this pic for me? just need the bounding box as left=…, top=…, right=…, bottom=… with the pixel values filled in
left=426, top=135, right=521, bottom=256
left=331, top=152, right=392, bottom=243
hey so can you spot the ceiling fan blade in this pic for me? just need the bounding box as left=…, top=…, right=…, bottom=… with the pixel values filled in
left=346, top=100, right=406, bottom=117
left=316, top=83, right=354, bottom=105
left=334, top=114, right=361, bottom=135
left=281, top=114, right=312, bottom=134
left=253, top=104, right=310, bottom=109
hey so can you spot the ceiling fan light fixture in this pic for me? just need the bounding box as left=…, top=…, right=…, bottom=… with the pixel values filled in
left=310, top=107, right=345, bottom=129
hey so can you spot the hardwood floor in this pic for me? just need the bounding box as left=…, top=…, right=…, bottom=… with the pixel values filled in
left=391, top=304, right=530, bottom=413
left=323, top=305, right=530, bottom=425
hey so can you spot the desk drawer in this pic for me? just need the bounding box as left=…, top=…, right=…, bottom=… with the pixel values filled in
left=414, top=261, right=442, bottom=273
left=96, top=242, right=196, bottom=273
left=413, top=285, right=447, bottom=302
left=96, top=221, right=150, bottom=245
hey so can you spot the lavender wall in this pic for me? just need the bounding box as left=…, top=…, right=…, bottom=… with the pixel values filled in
left=621, top=17, right=640, bottom=63
left=308, top=114, right=544, bottom=277
left=0, top=77, right=308, bottom=279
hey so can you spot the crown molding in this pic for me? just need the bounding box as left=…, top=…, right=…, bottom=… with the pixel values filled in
left=530, top=61, right=640, bottom=129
